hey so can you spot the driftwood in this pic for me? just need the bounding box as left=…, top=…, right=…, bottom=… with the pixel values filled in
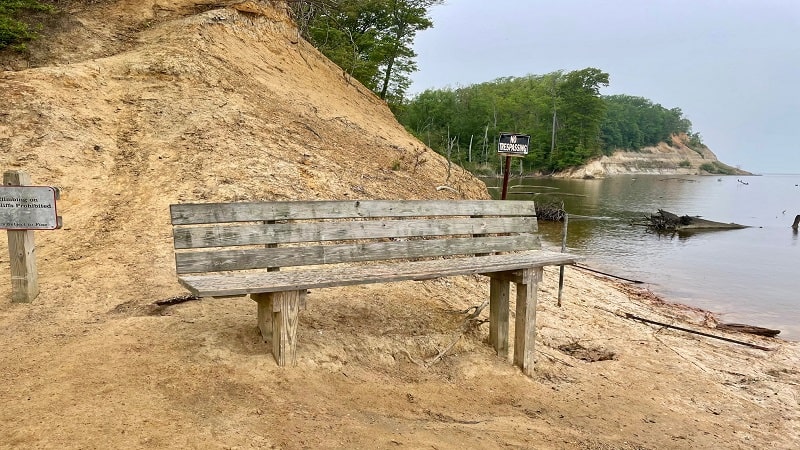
left=642, top=209, right=747, bottom=231
left=400, top=300, right=490, bottom=368
left=154, top=294, right=200, bottom=306
left=716, top=323, right=781, bottom=337
left=625, top=313, right=773, bottom=351
left=435, top=185, right=459, bottom=194
left=536, top=201, right=567, bottom=222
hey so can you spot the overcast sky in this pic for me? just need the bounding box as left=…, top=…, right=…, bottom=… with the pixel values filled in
left=409, top=0, right=800, bottom=174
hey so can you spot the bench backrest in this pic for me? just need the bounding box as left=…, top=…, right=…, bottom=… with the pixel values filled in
left=170, top=200, right=540, bottom=275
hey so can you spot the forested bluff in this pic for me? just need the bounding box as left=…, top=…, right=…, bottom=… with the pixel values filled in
left=394, top=70, right=750, bottom=178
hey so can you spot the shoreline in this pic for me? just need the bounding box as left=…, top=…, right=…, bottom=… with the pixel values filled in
left=484, top=174, right=800, bottom=342
left=575, top=259, right=799, bottom=343
left=588, top=268, right=790, bottom=343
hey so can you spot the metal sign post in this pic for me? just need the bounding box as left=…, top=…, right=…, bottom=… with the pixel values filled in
left=497, top=133, right=530, bottom=199
left=1, top=171, right=61, bottom=303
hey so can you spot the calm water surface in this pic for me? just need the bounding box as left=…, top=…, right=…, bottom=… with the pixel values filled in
left=487, top=174, right=800, bottom=341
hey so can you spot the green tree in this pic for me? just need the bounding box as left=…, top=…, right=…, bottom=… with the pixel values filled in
left=600, top=95, right=693, bottom=153
left=0, top=0, right=55, bottom=51
left=292, top=0, right=441, bottom=104
left=398, top=69, right=610, bottom=173
left=553, top=68, right=609, bottom=169
left=376, top=0, right=440, bottom=102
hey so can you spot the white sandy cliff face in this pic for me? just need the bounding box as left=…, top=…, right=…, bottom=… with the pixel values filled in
left=559, top=135, right=747, bottom=178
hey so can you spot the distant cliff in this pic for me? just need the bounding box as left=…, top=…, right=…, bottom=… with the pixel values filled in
left=557, top=134, right=751, bottom=178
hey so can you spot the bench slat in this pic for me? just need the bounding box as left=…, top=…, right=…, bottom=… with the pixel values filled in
left=175, top=234, right=540, bottom=274
left=170, top=200, right=537, bottom=224
left=173, top=217, right=538, bottom=249
left=178, top=251, right=577, bottom=297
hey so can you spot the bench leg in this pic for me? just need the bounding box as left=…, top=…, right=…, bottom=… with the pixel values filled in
left=253, top=293, right=274, bottom=344
left=513, top=268, right=543, bottom=376
left=252, top=290, right=306, bottom=367
left=489, top=277, right=510, bottom=358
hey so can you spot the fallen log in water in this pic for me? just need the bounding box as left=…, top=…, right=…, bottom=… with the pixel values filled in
left=716, top=323, right=781, bottom=337
left=642, top=209, right=748, bottom=231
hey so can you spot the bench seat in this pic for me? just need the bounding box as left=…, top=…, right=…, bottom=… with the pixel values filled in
left=179, top=250, right=575, bottom=297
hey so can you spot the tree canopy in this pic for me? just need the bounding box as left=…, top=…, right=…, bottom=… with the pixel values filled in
left=397, top=69, right=614, bottom=173
left=396, top=71, right=700, bottom=174
left=600, top=94, right=692, bottom=151
left=0, top=0, right=54, bottom=51
left=291, top=0, right=441, bottom=104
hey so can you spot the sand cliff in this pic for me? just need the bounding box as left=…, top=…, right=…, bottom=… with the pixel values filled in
left=559, top=134, right=751, bottom=178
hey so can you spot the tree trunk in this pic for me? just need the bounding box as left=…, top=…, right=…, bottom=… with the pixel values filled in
left=379, top=49, right=396, bottom=99
left=380, top=17, right=407, bottom=100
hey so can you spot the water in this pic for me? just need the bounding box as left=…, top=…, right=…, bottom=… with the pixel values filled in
left=487, top=174, right=800, bottom=341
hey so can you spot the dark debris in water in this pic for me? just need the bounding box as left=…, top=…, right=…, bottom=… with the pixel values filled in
left=536, top=201, right=567, bottom=222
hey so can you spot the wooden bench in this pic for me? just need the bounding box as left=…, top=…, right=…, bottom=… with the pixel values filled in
left=170, top=200, right=577, bottom=375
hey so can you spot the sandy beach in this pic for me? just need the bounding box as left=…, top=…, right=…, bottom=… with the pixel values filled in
left=1, top=2, right=798, bottom=448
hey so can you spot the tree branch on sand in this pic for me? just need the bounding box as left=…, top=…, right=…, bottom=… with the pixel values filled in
left=400, top=300, right=489, bottom=368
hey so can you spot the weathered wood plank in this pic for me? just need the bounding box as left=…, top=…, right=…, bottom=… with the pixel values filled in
left=271, top=290, right=303, bottom=367
left=178, top=251, right=576, bottom=297
left=252, top=292, right=273, bottom=343
left=7, top=229, right=38, bottom=303
left=489, top=277, right=510, bottom=358
left=487, top=270, right=527, bottom=285
left=171, top=200, right=537, bottom=224
left=175, top=234, right=541, bottom=274
left=471, top=214, right=490, bottom=257
left=513, top=268, right=543, bottom=376
left=4, top=171, right=39, bottom=303
left=173, top=217, right=538, bottom=249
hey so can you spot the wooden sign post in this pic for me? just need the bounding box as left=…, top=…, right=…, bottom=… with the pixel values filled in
left=1, top=170, right=60, bottom=303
